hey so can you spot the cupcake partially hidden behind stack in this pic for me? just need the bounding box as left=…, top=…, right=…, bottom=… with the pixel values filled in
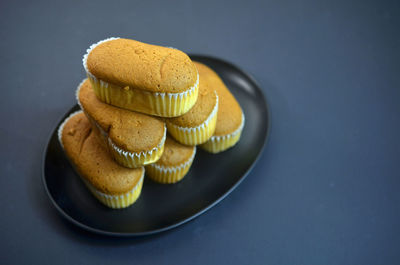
left=195, top=62, right=245, bottom=153
left=146, top=136, right=196, bottom=184
left=166, top=66, right=219, bottom=146
left=58, top=37, right=245, bottom=209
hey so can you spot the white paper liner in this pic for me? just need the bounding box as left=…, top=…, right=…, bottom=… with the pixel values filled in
left=166, top=91, right=218, bottom=134
left=147, top=146, right=196, bottom=174
left=76, top=79, right=167, bottom=163
left=57, top=110, right=84, bottom=149
left=82, top=37, right=199, bottom=101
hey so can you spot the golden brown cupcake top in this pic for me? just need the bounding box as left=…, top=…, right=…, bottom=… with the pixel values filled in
left=78, top=79, right=165, bottom=153
left=85, top=38, right=198, bottom=93
left=193, top=62, right=243, bottom=136
left=167, top=69, right=218, bottom=127
left=157, top=136, right=196, bottom=167
left=59, top=112, right=144, bottom=195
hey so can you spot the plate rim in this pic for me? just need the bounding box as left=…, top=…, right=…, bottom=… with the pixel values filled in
left=41, top=54, right=271, bottom=237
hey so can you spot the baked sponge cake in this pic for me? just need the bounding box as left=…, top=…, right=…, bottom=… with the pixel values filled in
left=58, top=111, right=145, bottom=209
left=77, top=79, right=166, bottom=168
left=83, top=38, right=199, bottom=117
left=166, top=62, right=218, bottom=146
left=146, top=136, right=196, bottom=184
left=196, top=62, right=245, bottom=153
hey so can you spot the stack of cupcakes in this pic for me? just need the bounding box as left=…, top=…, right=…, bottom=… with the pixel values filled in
left=58, top=38, right=245, bottom=209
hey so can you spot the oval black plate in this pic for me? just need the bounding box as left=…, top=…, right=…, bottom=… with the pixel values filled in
left=42, top=55, right=270, bottom=236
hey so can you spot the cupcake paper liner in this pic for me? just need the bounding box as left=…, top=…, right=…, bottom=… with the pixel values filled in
left=76, top=81, right=167, bottom=168
left=200, top=113, right=245, bottom=153
left=58, top=111, right=145, bottom=209
left=146, top=147, right=196, bottom=184
left=83, top=38, right=199, bottom=117
left=108, top=134, right=166, bottom=168
left=166, top=92, right=218, bottom=146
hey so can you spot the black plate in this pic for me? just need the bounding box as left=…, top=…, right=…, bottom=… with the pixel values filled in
left=42, top=55, right=270, bottom=236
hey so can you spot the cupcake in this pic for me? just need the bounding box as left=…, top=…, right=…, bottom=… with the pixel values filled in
left=146, top=136, right=196, bottom=184
left=58, top=111, right=145, bottom=209
left=196, top=62, right=245, bottom=153
left=83, top=38, right=199, bottom=117
left=166, top=63, right=218, bottom=145
left=77, top=79, right=166, bottom=168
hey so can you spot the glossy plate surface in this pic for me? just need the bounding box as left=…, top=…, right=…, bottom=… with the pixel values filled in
left=42, top=55, right=270, bottom=236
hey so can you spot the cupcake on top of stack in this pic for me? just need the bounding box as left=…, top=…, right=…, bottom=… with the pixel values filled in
left=83, top=38, right=199, bottom=117
left=58, top=37, right=245, bottom=209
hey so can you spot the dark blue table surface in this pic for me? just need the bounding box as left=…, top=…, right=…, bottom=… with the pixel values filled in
left=1, top=0, right=399, bottom=264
